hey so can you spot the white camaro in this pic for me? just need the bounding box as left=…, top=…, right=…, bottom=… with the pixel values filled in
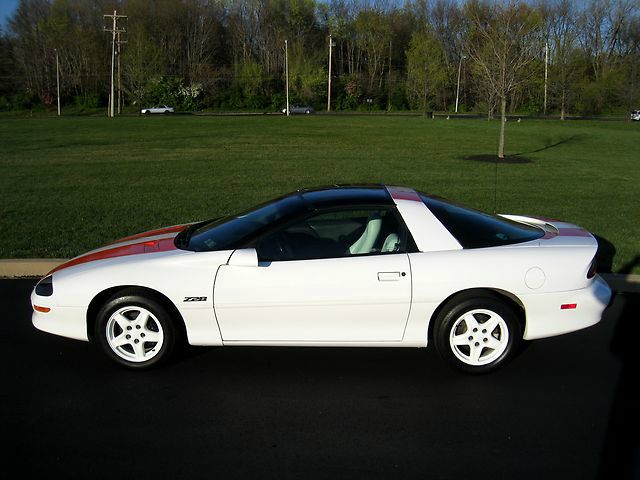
left=31, top=185, right=612, bottom=372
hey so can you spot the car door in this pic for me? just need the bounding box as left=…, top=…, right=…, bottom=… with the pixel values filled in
left=213, top=207, right=413, bottom=342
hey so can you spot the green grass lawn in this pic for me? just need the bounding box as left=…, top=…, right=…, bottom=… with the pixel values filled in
left=1, top=115, right=638, bottom=273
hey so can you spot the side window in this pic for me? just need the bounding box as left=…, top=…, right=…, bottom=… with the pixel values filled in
left=256, top=208, right=409, bottom=262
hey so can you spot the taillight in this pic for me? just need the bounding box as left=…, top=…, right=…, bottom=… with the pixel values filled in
left=587, top=258, right=597, bottom=279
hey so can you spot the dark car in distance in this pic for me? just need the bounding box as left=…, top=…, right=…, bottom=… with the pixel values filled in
left=281, top=105, right=315, bottom=115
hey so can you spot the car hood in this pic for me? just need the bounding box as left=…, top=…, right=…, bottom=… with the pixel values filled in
left=48, top=223, right=194, bottom=275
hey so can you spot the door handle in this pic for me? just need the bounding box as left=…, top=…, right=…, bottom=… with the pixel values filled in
left=378, top=271, right=403, bottom=281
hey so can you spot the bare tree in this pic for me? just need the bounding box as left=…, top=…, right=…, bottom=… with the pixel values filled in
left=465, top=0, right=543, bottom=158
left=620, top=14, right=640, bottom=117
left=406, top=30, right=447, bottom=112
left=9, top=0, right=54, bottom=103
left=354, top=7, right=392, bottom=91
left=577, top=0, right=636, bottom=80
left=544, top=0, right=579, bottom=120
left=429, top=0, right=466, bottom=110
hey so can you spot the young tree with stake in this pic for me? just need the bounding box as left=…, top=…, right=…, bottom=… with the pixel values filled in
left=465, top=1, right=542, bottom=158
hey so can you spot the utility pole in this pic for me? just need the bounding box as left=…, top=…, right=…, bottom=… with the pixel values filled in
left=104, top=10, right=126, bottom=118
left=543, top=41, right=549, bottom=116
left=387, top=39, right=392, bottom=112
left=327, top=34, right=335, bottom=112
left=455, top=54, right=466, bottom=113
left=55, top=48, right=60, bottom=116
left=285, top=39, right=290, bottom=117
left=116, top=30, right=127, bottom=115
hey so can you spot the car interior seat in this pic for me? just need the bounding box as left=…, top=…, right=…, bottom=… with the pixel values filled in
left=349, top=214, right=382, bottom=255
left=381, top=233, right=400, bottom=252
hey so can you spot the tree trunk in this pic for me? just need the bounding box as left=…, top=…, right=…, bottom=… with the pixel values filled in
left=498, top=96, right=506, bottom=159
left=423, top=67, right=428, bottom=116
left=561, top=89, right=566, bottom=121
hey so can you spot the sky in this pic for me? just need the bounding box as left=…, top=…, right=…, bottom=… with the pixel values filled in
left=0, top=0, right=19, bottom=29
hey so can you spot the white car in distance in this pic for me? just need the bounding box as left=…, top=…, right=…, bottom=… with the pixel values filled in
left=141, top=105, right=174, bottom=115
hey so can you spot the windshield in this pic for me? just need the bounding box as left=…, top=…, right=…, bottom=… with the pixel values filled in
left=183, top=194, right=307, bottom=252
left=420, top=193, right=544, bottom=248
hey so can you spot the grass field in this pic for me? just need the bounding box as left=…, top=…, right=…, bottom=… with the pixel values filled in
left=1, top=114, right=638, bottom=273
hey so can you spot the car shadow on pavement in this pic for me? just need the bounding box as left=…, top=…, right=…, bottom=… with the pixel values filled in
left=593, top=234, right=640, bottom=276
left=617, top=255, right=640, bottom=275
left=597, top=292, right=640, bottom=479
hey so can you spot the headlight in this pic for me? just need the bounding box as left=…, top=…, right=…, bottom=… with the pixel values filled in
left=35, top=275, right=53, bottom=296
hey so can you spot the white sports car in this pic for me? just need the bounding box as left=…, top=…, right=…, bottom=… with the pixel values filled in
left=31, top=185, right=611, bottom=373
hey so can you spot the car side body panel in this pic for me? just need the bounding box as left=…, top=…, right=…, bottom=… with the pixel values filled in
left=213, top=252, right=412, bottom=342
left=31, top=249, right=231, bottom=346
left=404, top=245, right=608, bottom=345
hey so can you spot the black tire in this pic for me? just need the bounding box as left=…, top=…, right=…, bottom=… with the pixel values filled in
left=433, top=296, right=521, bottom=374
left=95, top=292, right=177, bottom=369
left=143, top=110, right=150, bottom=115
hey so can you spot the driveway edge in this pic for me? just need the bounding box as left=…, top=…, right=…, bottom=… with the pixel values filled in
left=0, top=259, right=66, bottom=278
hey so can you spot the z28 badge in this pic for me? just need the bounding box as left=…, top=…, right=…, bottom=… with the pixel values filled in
left=184, top=296, right=207, bottom=302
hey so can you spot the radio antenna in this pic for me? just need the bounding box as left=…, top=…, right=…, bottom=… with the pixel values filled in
left=493, top=156, right=498, bottom=214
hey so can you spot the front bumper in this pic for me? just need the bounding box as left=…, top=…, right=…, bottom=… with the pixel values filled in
left=31, top=288, right=89, bottom=341
left=32, top=306, right=89, bottom=341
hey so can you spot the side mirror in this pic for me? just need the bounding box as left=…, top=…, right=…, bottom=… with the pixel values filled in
left=228, top=248, right=258, bottom=267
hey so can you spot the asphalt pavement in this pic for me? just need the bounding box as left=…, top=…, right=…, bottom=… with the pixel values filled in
left=3, top=279, right=638, bottom=480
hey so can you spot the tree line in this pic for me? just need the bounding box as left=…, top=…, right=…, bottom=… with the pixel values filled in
left=1, top=0, right=639, bottom=117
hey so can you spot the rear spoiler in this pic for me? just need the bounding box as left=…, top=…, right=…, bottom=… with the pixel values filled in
left=499, top=214, right=597, bottom=248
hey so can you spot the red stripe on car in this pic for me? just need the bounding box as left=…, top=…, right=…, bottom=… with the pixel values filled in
left=387, top=187, right=422, bottom=202
left=49, top=238, right=177, bottom=274
left=558, top=228, right=592, bottom=237
left=108, top=224, right=190, bottom=245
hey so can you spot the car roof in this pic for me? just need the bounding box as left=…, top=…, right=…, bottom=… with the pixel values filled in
left=294, top=184, right=393, bottom=209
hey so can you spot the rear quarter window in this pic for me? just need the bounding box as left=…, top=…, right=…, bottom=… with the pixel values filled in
left=420, top=194, right=544, bottom=248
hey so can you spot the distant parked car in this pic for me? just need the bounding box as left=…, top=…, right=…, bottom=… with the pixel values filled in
left=281, top=105, right=314, bottom=115
left=141, top=105, right=174, bottom=115
left=631, top=110, right=640, bottom=121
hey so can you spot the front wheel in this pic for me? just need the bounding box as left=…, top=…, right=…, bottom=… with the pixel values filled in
left=95, top=292, right=177, bottom=369
left=433, top=296, right=521, bottom=373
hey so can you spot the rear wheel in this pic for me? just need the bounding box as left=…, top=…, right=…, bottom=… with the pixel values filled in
left=434, top=296, right=521, bottom=373
left=95, top=292, right=177, bottom=369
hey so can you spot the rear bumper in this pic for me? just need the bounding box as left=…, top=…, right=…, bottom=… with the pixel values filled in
left=522, top=275, right=612, bottom=340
